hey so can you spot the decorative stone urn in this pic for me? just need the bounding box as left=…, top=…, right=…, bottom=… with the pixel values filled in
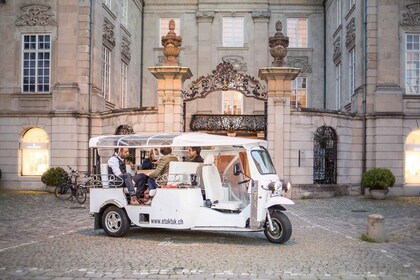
left=161, top=19, right=182, bottom=66
left=269, top=21, right=289, bottom=67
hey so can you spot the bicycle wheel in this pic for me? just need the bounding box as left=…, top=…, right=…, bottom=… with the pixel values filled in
left=55, top=183, right=72, bottom=200
left=75, top=186, right=87, bottom=204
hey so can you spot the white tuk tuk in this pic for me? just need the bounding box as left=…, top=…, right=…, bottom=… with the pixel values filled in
left=89, top=132, right=294, bottom=244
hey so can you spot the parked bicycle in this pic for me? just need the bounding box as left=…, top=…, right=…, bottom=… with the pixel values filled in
left=54, top=166, right=92, bottom=204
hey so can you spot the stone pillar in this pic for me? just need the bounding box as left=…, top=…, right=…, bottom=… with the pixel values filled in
left=148, top=67, right=192, bottom=132
left=259, top=68, right=300, bottom=177
left=367, top=214, right=386, bottom=242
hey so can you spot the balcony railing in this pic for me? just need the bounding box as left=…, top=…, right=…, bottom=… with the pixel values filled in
left=189, top=114, right=266, bottom=134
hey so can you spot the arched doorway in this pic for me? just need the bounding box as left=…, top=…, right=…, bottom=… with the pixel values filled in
left=313, top=126, right=337, bottom=184
left=182, top=62, right=267, bottom=138
left=405, top=130, right=420, bottom=185
left=20, top=128, right=49, bottom=176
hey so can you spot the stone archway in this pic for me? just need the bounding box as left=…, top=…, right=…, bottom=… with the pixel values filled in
left=182, top=62, right=267, bottom=137
left=405, top=130, right=420, bottom=185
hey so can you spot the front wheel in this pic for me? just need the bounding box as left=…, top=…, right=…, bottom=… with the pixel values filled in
left=264, top=210, right=292, bottom=244
left=101, top=206, right=130, bottom=237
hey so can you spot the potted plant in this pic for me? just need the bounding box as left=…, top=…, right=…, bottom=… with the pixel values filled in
left=361, top=168, right=395, bottom=199
left=41, top=167, right=68, bottom=193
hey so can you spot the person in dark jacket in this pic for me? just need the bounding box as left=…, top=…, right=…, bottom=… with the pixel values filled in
left=187, top=147, right=204, bottom=163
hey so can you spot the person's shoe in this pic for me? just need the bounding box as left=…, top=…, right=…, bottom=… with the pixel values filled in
left=149, top=189, right=156, bottom=197
left=130, top=197, right=140, bottom=205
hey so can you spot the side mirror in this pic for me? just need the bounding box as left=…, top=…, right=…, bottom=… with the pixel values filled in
left=233, top=163, right=242, bottom=176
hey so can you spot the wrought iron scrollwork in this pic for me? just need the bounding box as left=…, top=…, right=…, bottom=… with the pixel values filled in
left=182, top=62, right=267, bottom=101
left=190, top=114, right=265, bottom=132
left=313, top=126, right=337, bottom=184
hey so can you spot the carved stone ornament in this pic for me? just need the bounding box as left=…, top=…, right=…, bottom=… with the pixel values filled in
left=16, top=5, right=56, bottom=26
left=287, top=56, right=312, bottom=74
left=115, top=124, right=134, bottom=135
left=345, top=18, right=355, bottom=50
left=401, top=3, right=420, bottom=26
left=182, top=62, right=267, bottom=101
left=222, top=56, right=247, bottom=72
left=196, top=11, right=215, bottom=21
left=269, top=21, right=289, bottom=67
left=161, top=19, right=182, bottom=66
left=333, top=37, right=341, bottom=65
left=252, top=11, right=271, bottom=20
left=121, top=37, right=131, bottom=61
left=103, top=20, right=115, bottom=47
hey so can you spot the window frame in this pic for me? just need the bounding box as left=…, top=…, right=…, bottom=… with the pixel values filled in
left=102, top=45, right=111, bottom=101
left=121, top=0, right=128, bottom=28
left=405, top=33, right=420, bottom=95
left=21, top=34, right=51, bottom=93
left=222, top=17, right=244, bottom=48
left=287, top=17, right=308, bottom=48
left=336, top=0, right=342, bottom=28
left=222, top=91, right=243, bottom=115
left=335, top=63, right=342, bottom=109
left=121, top=61, right=128, bottom=108
left=348, top=48, right=355, bottom=101
left=291, top=77, right=307, bottom=109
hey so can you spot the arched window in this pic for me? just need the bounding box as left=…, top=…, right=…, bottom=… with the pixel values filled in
left=223, top=91, right=243, bottom=115
left=20, top=128, right=49, bottom=176
left=313, top=126, right=337, bottom=184
left=405, top=130, right=420, bottom=184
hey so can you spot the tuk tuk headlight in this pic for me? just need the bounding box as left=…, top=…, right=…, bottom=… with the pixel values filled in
left=281, top=180, right=291, bottom=192
left=268, top=182, right=279, bottom=193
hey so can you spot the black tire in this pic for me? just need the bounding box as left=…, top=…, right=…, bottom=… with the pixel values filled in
left=101, top=206, right=130, bottom=237
left=264, top=210, right=292, bottom=244
left=75, top=187, right=87, bottom=204
left=55, top=183, right=72, bottom=200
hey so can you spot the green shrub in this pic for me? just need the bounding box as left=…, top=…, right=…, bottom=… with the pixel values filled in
left=361, top=168, right=395, bottom=190
left=41, top=167, right=68, bottom=186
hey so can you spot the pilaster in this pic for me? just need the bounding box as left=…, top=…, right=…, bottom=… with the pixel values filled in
left=148, top=66, right=192, bottom=133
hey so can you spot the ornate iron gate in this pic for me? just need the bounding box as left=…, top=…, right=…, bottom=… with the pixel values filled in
left=313, top=126, right=337, bottom=184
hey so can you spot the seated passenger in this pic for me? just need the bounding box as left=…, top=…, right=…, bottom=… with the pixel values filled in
left=108, top=148, right=140, bottom=205
left=134, top=149, right=159, bottom=202
left=186, top=147, right=204, bottom=163
left=144, top=146, right=178, bottom=205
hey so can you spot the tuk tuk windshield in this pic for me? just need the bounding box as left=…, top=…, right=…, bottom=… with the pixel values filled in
left=251, top=149, right=276, bottom=174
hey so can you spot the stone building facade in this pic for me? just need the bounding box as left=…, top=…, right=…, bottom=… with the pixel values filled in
left=0, top=0, right=419, bottom=196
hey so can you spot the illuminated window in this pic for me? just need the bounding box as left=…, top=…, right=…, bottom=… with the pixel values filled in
left=287, top=18, right=307, bottom=48
left=159, top=18, right=180, bottom=41
left=223, top=17, right=244, bottom=47
left=22, top=34, right=51, bottom=93
left=291, top=77, right=307, bottom=108
left=20, top=128, right=49, bottom=176
left=223, top=91, right=243, bottom=115
left=405, top=130, right=420, bottom=184
left=406, top=34, right=420, bottom=95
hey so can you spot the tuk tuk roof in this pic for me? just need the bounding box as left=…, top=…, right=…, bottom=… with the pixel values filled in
left=89, top=132, right=267, bottom=149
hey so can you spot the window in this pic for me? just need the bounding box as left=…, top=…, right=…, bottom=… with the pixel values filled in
left=20, top=128, right=49, bottom=176
left=22, top=34, right=51, bottom=93
left=160, top=18, right=180, bottom=40
left=223, top=17, right=244, bottom=47
left=291, top=77, right=307, bottom=108
left=102, top=46, right=111, bottom=100
left=406, top=34, right=420, bottom=94
left=121, top=62, right=128, bottom=108
left=405, top=130, right=420, bottom=184
left=121, top=0, right=128, bottom=28
left=337, top=0, right=342, bottom=28
left=287, top=18, right=308, bottom=48
left=349, top=48, right=355, bottom=101
left=223, top=91, right=243, bottom=115
left=335, top=63, right=342, bottom=109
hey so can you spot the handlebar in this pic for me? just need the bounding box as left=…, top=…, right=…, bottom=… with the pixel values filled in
left=238, top=179, right=250, bottom=185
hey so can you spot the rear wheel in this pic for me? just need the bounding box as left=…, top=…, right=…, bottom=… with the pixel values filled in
left=55, top=184, right=72, bottom=200
left=75, top=187, right=87, bottom=204
left=102, top=206, right=130, bottom=237
left=264, top=210, right=292, bottom=244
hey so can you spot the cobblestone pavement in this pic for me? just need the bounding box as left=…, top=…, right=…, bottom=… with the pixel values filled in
left=0, top=190, right=419, bottom=279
